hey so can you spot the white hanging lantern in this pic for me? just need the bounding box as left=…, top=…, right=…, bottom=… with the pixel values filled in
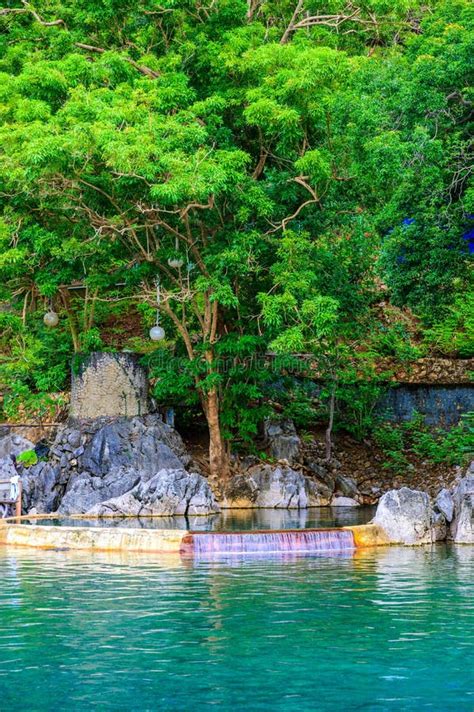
left=167, top=257, right=184, bottom=269
left=168, top=237, right=184, bottom=270
left=43, top=310, right=59, bottom=328
left=150, top=278, right=165, bottom=341
left=149, top=325, right=165, bottom=341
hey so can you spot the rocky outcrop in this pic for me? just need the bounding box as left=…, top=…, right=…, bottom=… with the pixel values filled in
left=331, top=496, right=359, bottom=507
left=88, top=469, right=219, bottom=517
left=450, top=468, right=474, bottom=544
left=264, top=419, right=301, bottom=465
left=0, top=457, right=19, bottom=481
left=56, top=416, right=188, bottom=514
left=371, top=462, right=474, bottom=546
left=21, top=462, right=62, bottom=514
left=223, top=464, right=331, bottom=509
left=0, top=436, right=35, bottom=501
left=13, top=414, right=221, bottom=517
left=373, top=488, right=444, bottom=545
left=334, top=475, right=359, bottom=499
left=303, top=458, right=336, bottom=492
left=0, top=434, right=34, bottom=461
left=435, top=488, right=454, bottom=523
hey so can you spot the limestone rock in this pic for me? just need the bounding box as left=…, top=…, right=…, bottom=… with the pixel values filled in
left=0, top=457, right=18, bottom=480
left=303, top=458, right=336, bottom=492
left=450, top=471, right=474, bottom=544
left=331, top=496, right=360, bottom=507
left=335, top=474, right=359, bottom=499
left=79, top=415, right=188, bottom=477
left=435, top=488, right=454, bottom=523
left=58, top=467, right=141, bottom=514
left=0, top=435, right=34, bottom=460
left=88, top=468, right=219, bottom=517
left=431, top=511, right=447, bottom=543
left=223, top=465, right=330, bottom=509
left=21, top=462, right=62, bottom=514
left=264, top=419, right=301, bottom=465
left=373, top=488, right=438, bottom=545
left=20, top=414, right=192, bottom=515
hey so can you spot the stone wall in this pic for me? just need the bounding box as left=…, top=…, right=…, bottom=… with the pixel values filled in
left=375, top=357, right=474, bottom=385
left=278, top=355, right=474, bottom=384
left=70, top=352, right=148, bottom=420
left=377, top=385, right=474, bottom=426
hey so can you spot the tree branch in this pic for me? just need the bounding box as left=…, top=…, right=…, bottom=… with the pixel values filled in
left=280, top=0, right=305, bottom=44
left=0, top=1, right=66, bottom=26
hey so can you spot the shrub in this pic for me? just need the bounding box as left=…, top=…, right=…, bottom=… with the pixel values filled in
left=16, top=449, right=38, bottom=467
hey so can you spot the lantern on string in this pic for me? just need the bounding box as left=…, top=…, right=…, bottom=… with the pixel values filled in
left=149, top=278, right=165, bottom=341
left=167, top=237, right=184, bottom=270
left=167, top=256, right=184, bottom=269
left=43, top=299, right=59, bottom=328
left=44, top=311, right=59, bottom=327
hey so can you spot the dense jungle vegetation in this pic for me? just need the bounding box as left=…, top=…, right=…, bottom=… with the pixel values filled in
left=0, top=0, right=472, bottom=480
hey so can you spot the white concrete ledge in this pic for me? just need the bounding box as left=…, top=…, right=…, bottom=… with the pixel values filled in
left=0, top=524, right=186, bottom=553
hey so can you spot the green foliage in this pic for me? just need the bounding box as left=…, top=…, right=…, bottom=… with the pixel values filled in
left=16, top=449, right=38, bottom=467
left=335, top=378, right=387, bottom=441
left=373, top=412, right=473, bottom=473
left=0, top=0, right=472, bottom=455
left=461, top=412, right=474, bottom=454
left=372, top=424, right=410, bottom=475
left=148, top=336, right=276, bottom=450
left=368, top=323, right=424, bottom=361
left=425, top=291, right=474, bottom=357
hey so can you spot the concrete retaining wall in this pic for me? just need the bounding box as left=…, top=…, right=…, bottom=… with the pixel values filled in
left=0, top=524, right=183, bottom=553
left=70, top=352, right=148, bottom=420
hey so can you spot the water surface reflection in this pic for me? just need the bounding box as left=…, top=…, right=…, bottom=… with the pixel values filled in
left=28, top=505, right=375, bottom=532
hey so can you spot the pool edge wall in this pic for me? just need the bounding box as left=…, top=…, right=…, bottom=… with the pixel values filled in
left=345, top=523, right=391, bottom=547
left=0, top=523, right=389, bottom=553
left=0, top=524, right=187, bottom=553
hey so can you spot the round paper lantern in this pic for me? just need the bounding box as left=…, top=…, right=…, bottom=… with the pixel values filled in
left=168, top=257, right=184, bottom=269
left=43, top=310, right=59, bottom=328
left=149, top=325, right=165, bottom=341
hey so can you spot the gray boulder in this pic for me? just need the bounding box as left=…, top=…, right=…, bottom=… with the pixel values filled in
left=450, top=471, right=474, bottom=544
left=303, top=458, right=336, bottom=492
left=264, top=419, right=301, bottom=464
left=0, top=434, right=34, bottom=459
left=224, top=464, right=330, bottom=509
left=331, top=496, right=360, bottom=507
left=335, top=474, right=359, bottom=499
left=88, top=468, right=219, bottom=517
left=373, top=488, right=440, bottom=545
left=58, top=467, right=141, bottom=514
left=21, top=462, right=62, bottom=513
left=435, top=488, right=454, bottom=523
left=0, top=457, right=18, bottom=480
left=80, top=416, right=188, bottom=478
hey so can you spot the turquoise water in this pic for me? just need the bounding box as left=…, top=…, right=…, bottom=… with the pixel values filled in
left=0, top=544, right=472, bottom=711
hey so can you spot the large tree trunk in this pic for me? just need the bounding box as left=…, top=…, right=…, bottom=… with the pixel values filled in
left=202, top=387, right=231, bottom=489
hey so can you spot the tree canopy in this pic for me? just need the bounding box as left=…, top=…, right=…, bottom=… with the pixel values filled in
left=0, top=0, right=472, bottom=479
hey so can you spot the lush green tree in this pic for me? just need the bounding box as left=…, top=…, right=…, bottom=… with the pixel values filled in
left=259, top=228, right=380, bottom=457
left=0, top=0, right=472, bottom=483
